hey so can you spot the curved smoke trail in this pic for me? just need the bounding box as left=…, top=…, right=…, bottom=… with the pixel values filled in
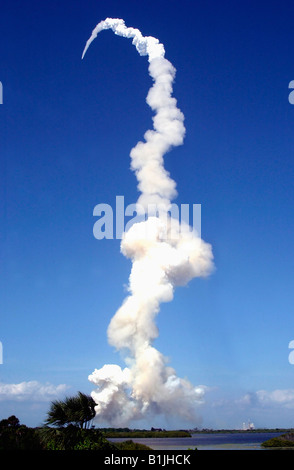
left=82, top=18, right=214, bottom=426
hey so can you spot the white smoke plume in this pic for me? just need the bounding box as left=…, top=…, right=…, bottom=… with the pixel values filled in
left=83, top=18, right=214, bottom=426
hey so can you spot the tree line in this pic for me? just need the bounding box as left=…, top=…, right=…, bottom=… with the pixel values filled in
left=0, top=391, right=152, bottom=450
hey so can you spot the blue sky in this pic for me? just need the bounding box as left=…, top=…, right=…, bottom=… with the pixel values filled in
left=1, top=0, right=294, bottom=429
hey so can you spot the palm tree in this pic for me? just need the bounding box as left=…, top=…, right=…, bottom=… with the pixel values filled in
left=45, top=391, right=96, bottom=429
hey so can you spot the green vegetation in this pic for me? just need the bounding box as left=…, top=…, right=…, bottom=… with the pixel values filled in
left=115, top=440, right=152, bottom=450
left=101, top=429, right=191, bottom=438
left=45, top=391, right=96, bottom=429
left=39, top=426, right=117, bottom=450
left=4, top=391, right=294, bottom=450
left=191, top=427, right=294, bottom=434
left=0, top=416, right=152, bottom=450
left=0, top=415, right=42, bottom=450
left=41, top=393, right=154, bottom=450
left=262, top=433, right=294, bottom=448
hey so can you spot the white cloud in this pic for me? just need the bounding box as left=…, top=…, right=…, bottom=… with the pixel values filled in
left=200, top=388, right=294, bottom=429
left=256, top=389, right=294, bottom=407
left=0, top=381, right=69, bottom=402
left=237, top=389, right=294, bottom=409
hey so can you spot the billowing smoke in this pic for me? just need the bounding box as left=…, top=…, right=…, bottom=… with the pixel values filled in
left=82, top=18, right=214, bottom=426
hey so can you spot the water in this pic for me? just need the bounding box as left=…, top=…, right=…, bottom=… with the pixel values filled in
left=109, top=432, right=283, bottom=450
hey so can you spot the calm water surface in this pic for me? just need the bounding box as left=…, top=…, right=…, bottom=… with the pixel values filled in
left=109, top=432, right=283, bottom=450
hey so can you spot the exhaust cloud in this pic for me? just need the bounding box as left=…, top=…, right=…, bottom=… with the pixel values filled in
left=82, top=18, right=214, bottom=426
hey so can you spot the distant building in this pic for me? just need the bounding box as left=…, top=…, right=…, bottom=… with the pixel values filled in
left=242, top=420, right=255, bottom=430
